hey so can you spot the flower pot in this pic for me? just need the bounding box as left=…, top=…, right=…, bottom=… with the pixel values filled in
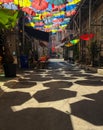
left=3, top=63, right=16, bottom=77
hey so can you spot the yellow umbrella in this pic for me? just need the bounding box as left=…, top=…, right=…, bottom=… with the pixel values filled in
left=65, top=43, right=73, bottom=47
left=14, top=0, right=31, bottom=7
left=68, top=0, right=81, bottom=5
left=25, top=22, right=35, bottom=27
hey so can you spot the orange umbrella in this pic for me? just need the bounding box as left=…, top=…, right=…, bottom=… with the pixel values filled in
left=32, top=0, right=48, bottom=10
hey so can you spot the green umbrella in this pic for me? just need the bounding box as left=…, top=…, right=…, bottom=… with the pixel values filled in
left=0, top=9, right=20, bottom=29
left=70, top=39, right=80, bottom=44
left=47, top=0, right=67, bottom=5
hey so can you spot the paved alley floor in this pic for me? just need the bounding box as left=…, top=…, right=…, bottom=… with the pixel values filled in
left=0, top=58, right=103, bottom=130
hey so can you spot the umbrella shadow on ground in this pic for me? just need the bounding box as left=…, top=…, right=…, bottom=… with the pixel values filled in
left=0, top=91, right=31, bottom=112
left=74, top=79, right=103, bottom=86
left=33, top=89, right=77, bottom=102
left=85, top=75, right=103, bottom=80
left=4, top=80, right=37, bottom=89
left=43, top=81, right=73, bottom=89
left=71, top=73, right=92, bottom=78
left=33, top=81, right=76, bottom=102
left=0, top=107, right=73, bottom=130
left=70, top=90, right=103, bottom=125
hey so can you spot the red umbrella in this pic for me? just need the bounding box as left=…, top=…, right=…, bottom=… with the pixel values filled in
left=32, top=0, right=48, bottom=10
left=22, top=7, right=36, bottom=16
left=80, top=33, right=95, bottom=41
left=52, top=4, right=66, bottom=11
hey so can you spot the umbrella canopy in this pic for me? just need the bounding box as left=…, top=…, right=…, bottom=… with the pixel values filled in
left=32, top=0, right=48, bottom=10
left=0, top=0, right=82, bottom=33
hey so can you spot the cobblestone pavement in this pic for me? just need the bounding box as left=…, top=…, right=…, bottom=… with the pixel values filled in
left=0, top=59, right=103, bottom=130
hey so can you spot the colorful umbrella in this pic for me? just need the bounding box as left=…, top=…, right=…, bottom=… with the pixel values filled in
left=68, top=0, right=81, bottom=5
left=0, top=0, right=13, bottom=3
left=46, top=0, right=67, bottom=5
left=66, top=9, right=76, bottom=16
left=14, top=0, right=31, bottom=7
left=22, top=7, right=36, bottom=16
left=52, top=4, right=66, bottom=11
left=2, top=3, right=18, bottom=10
left=70, top=39, right=80, bottom=44
left=66, top=4, right=77, bottom=11
left=32, top=0, right=48, bottom=10
left=80, top=33, right=95, bottom=41
left=65, top=43, right=73, bottom=47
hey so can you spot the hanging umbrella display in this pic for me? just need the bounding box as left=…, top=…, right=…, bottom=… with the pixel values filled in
left=46, top=0, right=67, bottom=6
left=32, top=0, right=48, bottom=10
left=80, top=33, right=95, bottom=41
left=70, top=39, right=80, bottom=44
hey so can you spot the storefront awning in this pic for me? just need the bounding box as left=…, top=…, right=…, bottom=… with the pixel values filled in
left=25, top=26, right=49, bottom=42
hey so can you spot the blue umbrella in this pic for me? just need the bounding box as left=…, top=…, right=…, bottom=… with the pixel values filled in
left=3, top=3, right=18, bottom=10
left=66, top=4, right=77, bottom=11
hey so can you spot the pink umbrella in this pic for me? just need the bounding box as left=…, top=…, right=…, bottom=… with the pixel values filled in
left=22, top=7, right=36, bottom=16
left=35, top=22, right=44, bottom=26
left=0, top=0, right=13, bottom=3
left=66, top=10, right=76, bottom=16
left=32, top=0, right=48, bottom=10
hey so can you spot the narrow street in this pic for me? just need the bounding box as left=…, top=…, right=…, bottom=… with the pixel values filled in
left=0, top=59, right=103, bottom=130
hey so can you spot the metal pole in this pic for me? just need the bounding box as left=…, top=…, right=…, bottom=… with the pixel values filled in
left=89, top=0, right=92, bottom=65
left=22, top=16, right=25, bottom=53
left=79, top=8, right=81, bottom=63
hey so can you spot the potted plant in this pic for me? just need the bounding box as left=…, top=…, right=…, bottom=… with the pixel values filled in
left=2, top=42, right=16, bottom=77
left=0, top=9, right=21, bottom=77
